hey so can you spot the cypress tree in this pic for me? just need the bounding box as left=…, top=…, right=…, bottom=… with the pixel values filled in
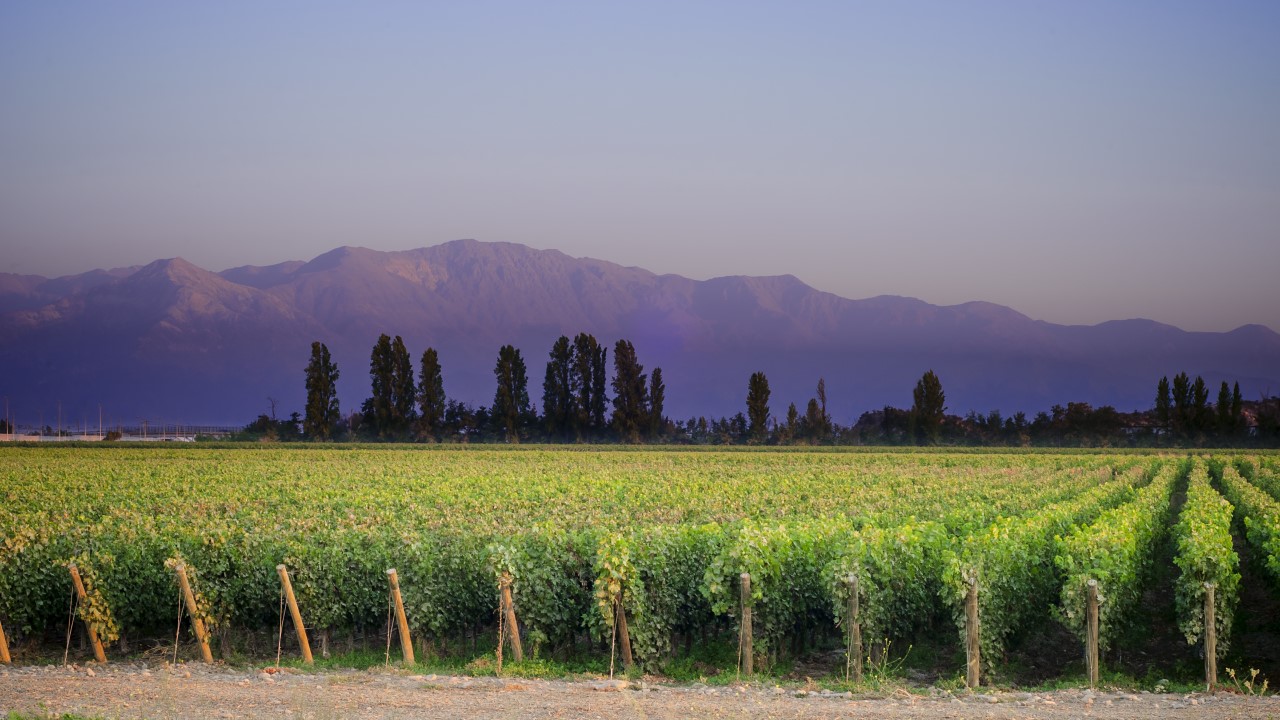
left=910, top=370, right=946, bottom=445
left=303, top=341, right=340, bottom=441
left=417, top=347, right=446, bottom=441
left=610, top=339, right=648, bottom=443
left=365, top=334, right=395, bottom=438
left=390, top=335, right=417, bottom=436
left=543, top=336, right=573, bottom=441
left=1155, top=376, right=1172, bottom=435
left=648, top=367, right=666, bottom=440
left=746, top=371, right=771, bottom=443
left=1216, top=381, right=1232, bottom=437
left=493, top=345, right=531, bottom=442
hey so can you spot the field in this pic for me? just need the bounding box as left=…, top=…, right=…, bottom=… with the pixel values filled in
left=2, top=445, right=1279, bottom=692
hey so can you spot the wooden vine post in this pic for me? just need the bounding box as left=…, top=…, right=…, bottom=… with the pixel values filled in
left=964, top=579, right=979, bottom=688
left=1204, top=582, right=1217, bottom=691
left=68, top=564, right=107, bottom=664
left=846, top=574, right=862, bottom=682
left=0, top=617, right=11, bottom=664
left=499, top=573, right=523, bottom=662
left=386, top=569, right=414, bottom=665
left=276, top=564, right=313, bottom=664
left=1086, top=579, right=1100, bottom=689
left=174, top=563, right=214, bottom=663
left=615, top=590, right=634, bottom=672
left=739, top=572, right=753, bottom=676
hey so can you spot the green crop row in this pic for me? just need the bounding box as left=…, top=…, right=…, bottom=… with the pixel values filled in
left=1171, top=459, right=1239, bottom=658
left=1054, top=460, right=1180, bottom=652
left=941, top=462, right=1153, bottom=670
left=0, top=446, right=1219, bottom=680
left=1219, top=464, right=1280, bottom=587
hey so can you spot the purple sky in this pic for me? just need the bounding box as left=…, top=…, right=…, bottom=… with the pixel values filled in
left=2, top=1, right=1278, bottom=332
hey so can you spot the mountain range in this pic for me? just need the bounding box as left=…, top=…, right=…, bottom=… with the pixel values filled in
left=2, top=239, right=1277, bottom=427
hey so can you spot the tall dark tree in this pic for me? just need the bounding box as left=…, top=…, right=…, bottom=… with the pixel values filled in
left=364, top=334, right=395, bottom=437
left=543, top=336, right=574, bottom=441
left=783, top=402, right=799, bottom=444
left=1190, top=375, right=1211, bottom=436
left=1155, top=376, right=1172, bottom=434
left=1216, top=381, right=1233, bottom=437
left=610, top=339, right=648, bottom=443
left=802, top=398, right=824, bottom=444
left=816, top=378, right=831, bottom=439
left=910, top=370, right=946, bottom=445
left=648, top=366, right=666, bottom=440
left=417, top=347, right=446, bottom=441
left=1230, top=382, right=1244, bottom=437
left=746, top=371, right=771, bottom=443
left=590, top=338, right=609, bottom=433
left=390, top=335, right=417, bottom=433
left=492, top=345, right=532, bottom=442
left=571, top=333, right=609, bottom=440
left=363, top=334, right=416, bottom=439
left=1171, top=372, right=1191, bottom=436
left=303, top=341, right=341, bottom=440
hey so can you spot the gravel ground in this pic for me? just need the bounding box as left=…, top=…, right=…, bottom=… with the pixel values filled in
left=2, top=663, right=1277, bottom=720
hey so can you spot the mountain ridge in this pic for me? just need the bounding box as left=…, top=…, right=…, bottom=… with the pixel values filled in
left=1, top=239, right=1276, bottom=425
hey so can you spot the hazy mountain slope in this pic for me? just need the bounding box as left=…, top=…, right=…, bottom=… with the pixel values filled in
left=1, top=240, right=1277, bottom=425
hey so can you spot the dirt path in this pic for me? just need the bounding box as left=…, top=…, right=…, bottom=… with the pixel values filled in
left=2, top=664, right=1277, bottom=720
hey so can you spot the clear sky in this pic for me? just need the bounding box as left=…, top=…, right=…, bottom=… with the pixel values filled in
left=2, top=1, right=1278, bottom=332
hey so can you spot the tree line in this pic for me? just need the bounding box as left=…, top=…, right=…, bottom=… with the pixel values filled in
left=235, top=336, right=1280, bottom=447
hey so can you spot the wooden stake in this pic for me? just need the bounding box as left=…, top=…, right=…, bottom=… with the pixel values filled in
left=174, top=563, right=213, bottom=663
left=387, top=569, right=414, bottom=665
left=615, top=593, right=633, bottom=672
left=68, top=564, right=107, bottom=664
left=965, top=580, right=979, bottom=689
left=1086, top=579, right=1100, bottom=689
left=0, top=617, right=10, bottom=664
left=276, top=564, right=313, bottom=664
left=1204, top=582, right=1217, bottom=691
left=739, top=573, right=753, bottom=676
left=847, top=574, right=862, bottom=682
left=499, top=574, right=523, bottom=662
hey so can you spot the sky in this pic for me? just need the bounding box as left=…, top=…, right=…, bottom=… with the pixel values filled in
left=2, top=1, right=1278, bottom=332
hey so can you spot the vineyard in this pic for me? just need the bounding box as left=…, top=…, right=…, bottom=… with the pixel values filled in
left=1, top=446, right=1278, bottom=688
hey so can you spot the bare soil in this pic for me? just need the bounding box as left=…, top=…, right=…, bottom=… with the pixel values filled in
left=2, top=663, right=1277, bottom=720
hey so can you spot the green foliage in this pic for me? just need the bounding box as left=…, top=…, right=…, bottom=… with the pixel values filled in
left=941, top=463, right=1144, bottom=668
left=487, top=527, right=594, bottom=657
left=702, top=520, right=835, bottom=665
left=1219, top=463, right=1280, bottom=587
left=1172, top=460, right=1239, bottom=658
left=826, top=520, right=947, bottom=644
left=0, top=444, right=1231, bottom=677
left=1054, top=461, right=1179, bottom=652
left=64, top=554, right=120, bottom=645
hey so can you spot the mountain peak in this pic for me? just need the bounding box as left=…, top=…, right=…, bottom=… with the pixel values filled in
left=1, top=239, right=1276, bottom=424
